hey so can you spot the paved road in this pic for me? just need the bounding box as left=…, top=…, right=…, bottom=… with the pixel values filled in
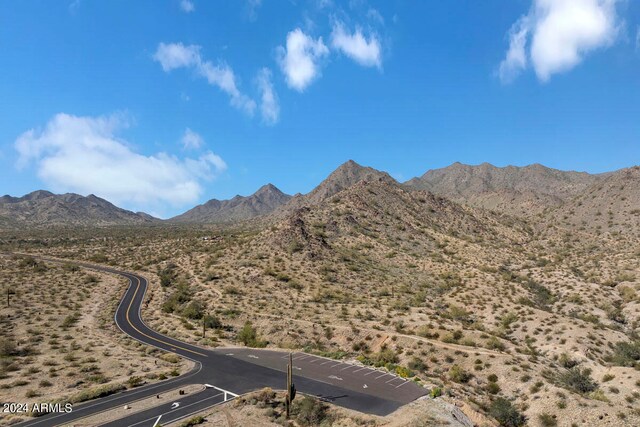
left=14, top=258, right=427, bottom=426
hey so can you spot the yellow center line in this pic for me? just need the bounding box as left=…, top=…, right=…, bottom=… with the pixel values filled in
left=126, top=276, right=207, bottom=358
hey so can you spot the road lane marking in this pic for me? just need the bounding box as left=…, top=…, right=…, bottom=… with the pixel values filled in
left=127, top=392, right=224, bottom=427
left=125, top=276, right=207, bottom=358
left=152, top=415, right=162, bottom=427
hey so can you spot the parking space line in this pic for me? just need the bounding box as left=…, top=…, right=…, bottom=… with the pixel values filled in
left=329, top=362, right=343, bottom=368
left=319, top=360, right=333, bottom=366
left=385, top=377, right=402, bottom=384
left=395, top=381, right=411, bottom=389
left=307, top=357, right=321, bottom=364
left=340, top=365, right=356, bottom=371
left=353, top=367, right=369, bottom=373
left=294, top=354, right=311, bottom=361
left=363, top=370, right=377, bottom=376
left=375, top=372, right=391, bottom=379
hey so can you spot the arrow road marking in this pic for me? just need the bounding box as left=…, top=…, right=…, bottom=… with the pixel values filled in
left=171, top=402, right=180, bottom=409
left=363, top=384, right=368, bottom=389
left=328, top=375, right=343, bottom=381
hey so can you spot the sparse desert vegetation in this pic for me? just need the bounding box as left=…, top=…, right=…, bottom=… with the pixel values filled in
left=1, top=162, right=639, bottom=426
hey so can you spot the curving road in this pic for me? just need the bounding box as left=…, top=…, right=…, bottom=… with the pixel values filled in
left=14, top=259, right=427, bottom=427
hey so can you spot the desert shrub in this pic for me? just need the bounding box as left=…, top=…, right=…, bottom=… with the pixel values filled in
left=487, top=382, right=501, bottom=394
left=558, top=353, right=578, bottom=369
left=0, top=337, right=17, bottom=357
left=126, top=376, right=143, bottom=388
left=237, top=321, right=267, bottom=348
left=69, top=383, right=126, bottom=403
left=293, top=396, right=331, bottom=426
left=558, top=367, right=597, bottom=394
left=162, top=284, right=192, bottom=313
left=395, top=366, right=414, bottom=378
left=448, top=365, right=472, bottom=383
left=486, top=336, right=506, bottom=351
left=610, top=340, right=640, bottom=367
left=179, top=416, right=205, bottom=426
left=408, top=357, right=427, bottom=372
left=489, top=398, right=526, bottom=427
left=61, top=312, right=80, bottom=328
left=538, top=413, right=557, bottom=427
left=203, top=314, right=222, bottom=329
left=372, top=347, right=398, bottom=367
left=430, top=387, right=442, bottom=398
left=159, top=263, right=177, bottom=287
left=181, top=300, right=205, bottom=320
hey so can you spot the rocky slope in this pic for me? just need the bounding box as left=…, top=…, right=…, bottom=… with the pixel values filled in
left=405, top=162, right=603, bottom=217
left=549, top=165, right=640, bottom=237
left=0, top=190, right=157, bottom=227
left=171, top=183, right=291, bottom=223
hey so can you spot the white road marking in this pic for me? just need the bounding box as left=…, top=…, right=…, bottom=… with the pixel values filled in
left=293, top=366, right=302, bottom=371
left=386, top=377, right=402, bottom=384
left=375, top=373, right=391, bottom=379
left=353, top=367, right=369, bottom=373
left=294, top=354, right=311, bottom=361
left=247, top=354, right=259, bottom=359
left=308, top=358, right=321, bottom=364
left=319, top=360, right=333, bottom=366
left=171, top=402, right=180, bottom=409
left=340, top=365, right=356, bottom=371
left=395, top=381, right=410, bottom=389
left=363, top=384, right=368, bottom=389
left=152, top=415, right=162, bottom=427
left=329, top=362, right=342, bottom=368
left=363, top=370, right=377, bottom=376
left=328, top=375, right=343, bottom=381
left=225, top=353, right=234, bottom=356
left=127, top=392, right=224, bottom=427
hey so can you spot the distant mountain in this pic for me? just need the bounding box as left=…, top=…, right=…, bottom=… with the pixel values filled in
left=283, top=160, right=396, bottom=211
left=171, top=183, right=292, bottom=223
left=0, top=190, right=157, bottom=227
left=550, top=166, right=640, bottom=236
left=405, top=162, right=603, bottom=217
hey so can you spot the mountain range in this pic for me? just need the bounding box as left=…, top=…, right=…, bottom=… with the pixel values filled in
left=1, top=161, right=637, bottom=232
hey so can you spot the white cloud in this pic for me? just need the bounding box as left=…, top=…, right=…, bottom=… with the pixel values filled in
left=153, top=42, right=256, bottom=115
left=499, top=0, right=622, bottom=83
left=277, top=28, right=329, bottom=91
left=153, top=42, right=200, bottom=71
left=367, top=8, right=384, bottom=25
left=180, top=0, right=195, bottom=13
left=181, top=128, right=204, bottom=149
left=499, top=16, right=531, bottom=83
left=256, top=68, right=279, bottom=125
left=331, top=21, right=382, bottom=68
left=15, top=113, right=226, bottom=210
left=246, top=0, right=262, bottom=20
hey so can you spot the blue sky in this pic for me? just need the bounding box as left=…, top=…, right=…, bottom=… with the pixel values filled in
left=1, top=0, right=639, bottom=217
